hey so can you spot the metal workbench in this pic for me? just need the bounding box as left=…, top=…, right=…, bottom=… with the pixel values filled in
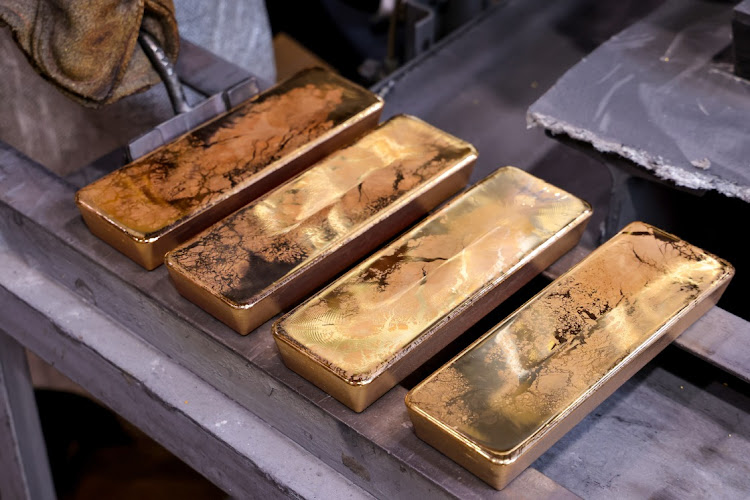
left=2, top=0, right=749, bottom=498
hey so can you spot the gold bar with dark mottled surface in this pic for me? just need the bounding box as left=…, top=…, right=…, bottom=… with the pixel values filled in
left=165, top=115, right=477, bottom=335
left=405, top=222, right=734, bottom=490
left=75, top=68, right=383, bottom=269
left=273, top=167, right=592, bottom=412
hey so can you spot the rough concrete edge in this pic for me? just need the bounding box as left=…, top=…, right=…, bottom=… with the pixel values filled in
left=526, top=111, right=750, bottom=203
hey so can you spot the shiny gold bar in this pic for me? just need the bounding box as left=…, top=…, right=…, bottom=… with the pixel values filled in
left=406, top=221, right=734, bottom=490
left=272, top=167, right=592, bottom=412
left=165, top=115, right=477, bottom=334
left=75, top=68, right=383, bottom=269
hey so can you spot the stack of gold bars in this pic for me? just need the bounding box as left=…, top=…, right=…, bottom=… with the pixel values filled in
left=75, top=68, right=734, bottom=490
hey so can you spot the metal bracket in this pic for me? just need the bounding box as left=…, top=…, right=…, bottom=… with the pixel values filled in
left=404, top=1, right=436, bottom=61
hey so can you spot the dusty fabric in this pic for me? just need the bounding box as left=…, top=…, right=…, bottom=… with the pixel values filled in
left=0, top=2, right=275, bottom=176
left=0, top=0, right=178, bottom=107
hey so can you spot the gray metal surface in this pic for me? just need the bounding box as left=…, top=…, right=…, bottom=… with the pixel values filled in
left=404, top=1, right=436, bottom=61
left=737, top=0, right=750, bottom=24
left=0, top=333, right=55, bottom=500
left=734, top=0, right=750, bottom=79
left=535, top=347, right=750, bottom=499
left=528, top=0, right=750, bottom=202
left=374, top=1, right=598, bottom=183
left=225, top=77, right=262, bottom=109
left=0, top=246, right=372, bottom=500
left=175, top=39, right=268, bottom=97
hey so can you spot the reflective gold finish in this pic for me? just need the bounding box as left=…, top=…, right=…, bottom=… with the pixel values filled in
left=165, top=115, right=477, bottom=334
left=75, top=68, right=383, bottom=269
left=406, top=222, right=733, bottom=490
left=273, top=167, right=592, bottom=412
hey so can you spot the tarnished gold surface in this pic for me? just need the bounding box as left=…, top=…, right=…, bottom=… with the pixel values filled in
left=75, top=68, right=383, bottom=269
left=406, top=222, right=734, bottom=489
left=273, top=167, right=592, bottom=411
left=165, top=115, right=477, bottom=335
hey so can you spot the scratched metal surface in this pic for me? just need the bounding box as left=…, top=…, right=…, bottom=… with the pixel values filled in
left=528, top=0, right=750, bottom=202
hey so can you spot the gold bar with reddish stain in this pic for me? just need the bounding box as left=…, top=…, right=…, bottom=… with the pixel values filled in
left=165, top=115, right=478, bottom=335
left=75, top=68, right=383, bottom=269
left=272, top=167, right=592, bottom=412
left=405, top=222, right=734, bottom=490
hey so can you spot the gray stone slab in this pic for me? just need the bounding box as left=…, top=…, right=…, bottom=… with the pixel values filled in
left=528, top=0, right=750, bottom=202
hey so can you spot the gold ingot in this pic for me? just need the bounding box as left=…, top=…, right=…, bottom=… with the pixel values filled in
left=75, top=68, right=383, bottom=269
left=165, top=115, right=477, bottom=334
left=405, top=222, right=734, bottom=490
left=273, top=167, right=592, bottom=412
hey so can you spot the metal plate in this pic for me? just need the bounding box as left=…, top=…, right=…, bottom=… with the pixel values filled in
left=527, top=0, right=750, bottom=202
